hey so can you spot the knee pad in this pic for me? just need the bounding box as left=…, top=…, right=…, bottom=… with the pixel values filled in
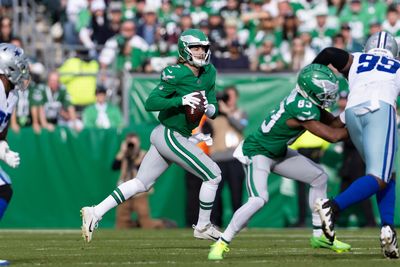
left=248, top=196, right=267, bottom=209
left=310, top=172, right=328, bottom=188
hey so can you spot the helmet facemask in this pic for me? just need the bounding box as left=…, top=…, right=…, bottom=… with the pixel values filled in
left=185, top=44, right=211, bottom=67
left=311, top=78, right=339, bottom=108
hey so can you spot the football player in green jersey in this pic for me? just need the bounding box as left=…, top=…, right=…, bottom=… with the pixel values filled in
left=81, top=29, right=223, bottom=242
left=208, top=64, right=351, bottom=260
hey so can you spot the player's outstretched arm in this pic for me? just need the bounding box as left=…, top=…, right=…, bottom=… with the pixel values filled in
left=312, top=47, right=353, bottom=77
left=287, top=118, right=348, bottom=143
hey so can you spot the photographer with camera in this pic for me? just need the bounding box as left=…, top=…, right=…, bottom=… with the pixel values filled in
left=209, top=86, right=248, bottom=227
left=112, top=133, right=173, bottom=229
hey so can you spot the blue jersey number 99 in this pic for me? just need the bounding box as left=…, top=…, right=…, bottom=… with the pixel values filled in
left=357, top=54, right=400, bottom=74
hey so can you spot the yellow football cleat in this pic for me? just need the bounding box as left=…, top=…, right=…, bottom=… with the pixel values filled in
left=208, top=239, right=230, bottom=260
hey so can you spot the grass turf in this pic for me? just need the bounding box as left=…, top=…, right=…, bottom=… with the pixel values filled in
left=0, top=228, right=397, bottom=266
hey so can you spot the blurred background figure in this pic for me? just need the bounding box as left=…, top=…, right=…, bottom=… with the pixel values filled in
left=82, top=85, right=123, bottom=129
left=32, top=70, right=82, bottom=132
left=209, top=86, right=247, bottom=227
left=58, top=49, right=99, bottom=111
left=112, top=133, right=176, bottom=229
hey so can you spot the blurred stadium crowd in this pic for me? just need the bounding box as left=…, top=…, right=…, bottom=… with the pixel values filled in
left=0, top=0, right=399, bottom=130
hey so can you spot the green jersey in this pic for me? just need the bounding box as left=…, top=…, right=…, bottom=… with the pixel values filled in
left=145, top=63, right=218, bottom=137
left=243, top=89, right=321, bottom=159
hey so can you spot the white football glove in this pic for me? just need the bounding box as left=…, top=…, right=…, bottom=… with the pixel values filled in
left=0, top=141, right=20, bottom=168
left=182, top=92, right=201, bottom=109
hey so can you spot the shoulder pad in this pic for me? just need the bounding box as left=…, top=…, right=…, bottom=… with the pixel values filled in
left=289, top=97, right=320, bottom=121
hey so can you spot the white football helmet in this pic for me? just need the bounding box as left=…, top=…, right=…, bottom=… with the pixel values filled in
left=0, top=43, right=30, bottom=90
left=364, top=31, right=399, bottom=58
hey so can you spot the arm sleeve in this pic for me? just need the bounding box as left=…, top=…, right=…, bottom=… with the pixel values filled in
left=144, top=80, right=182, bottom=111
left=312, top=47, right=350, bottom=72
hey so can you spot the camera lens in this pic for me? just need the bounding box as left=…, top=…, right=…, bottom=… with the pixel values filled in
left=127, top=142, right=135, bottom=149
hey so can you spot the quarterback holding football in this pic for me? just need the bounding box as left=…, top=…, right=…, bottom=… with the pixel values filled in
left=81, top=29, right=222, bottom=242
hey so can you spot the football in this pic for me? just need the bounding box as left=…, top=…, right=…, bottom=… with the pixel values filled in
left=185, top=91, right=205, bottom=124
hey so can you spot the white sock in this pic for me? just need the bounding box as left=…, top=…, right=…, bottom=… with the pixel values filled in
left=309, top=173, right=327, bottom=237
left=94, top=178, right=146, bottom=218
left=221, top=197, right=265, bottom=243
left=196, top=180, right=219, bottom=228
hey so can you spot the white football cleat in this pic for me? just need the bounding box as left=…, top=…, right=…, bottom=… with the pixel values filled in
left=314, top=198, right=335, bottom=243
left=81, top=206, right=101, bottom=243
left=193, top=224, right=221, bottom=240
left=380, top=225, right=399, bottom=259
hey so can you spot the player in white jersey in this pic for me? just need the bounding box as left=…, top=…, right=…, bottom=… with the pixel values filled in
left=312, top=31, right=399, bottom=259
left=0, top=43, right=30, bottom=266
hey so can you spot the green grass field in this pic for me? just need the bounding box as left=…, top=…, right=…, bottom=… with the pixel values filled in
left=0, top=228, right=398, bottom=267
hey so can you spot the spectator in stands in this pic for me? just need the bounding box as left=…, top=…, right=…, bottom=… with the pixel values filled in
left=78, top=0, right=115, bottom=57
left=112, top=132, right=175, bottom=229
left=287, top=37, right=316, bottom=71
left=332, top=33, right=346, bottom=49
left=0, top=17, right=13, bottom=43
left=158, top=0, right=174, bottom=26
left=209, top=86, right=247, bottom=227
left=262, top=0, right=279, bottom=18
left=277, top=0, right=293, bottom=19
left=82, top=85, right=123, bottom=129
left=252, top=36, right=284, bottom=72
left=279, top=12, right=299, bottom=56
left=208, top=10, right=225, bottom=49
left=213, top=18, right=243, bottom=60
left=339, top=0, right=369, bottom=43
left=59, top=49, right=99, bottom=109
left=137, top=5, right=159, bottom=46
left=382, top=5, right=400, bottom=38
left=310, top=6, right=335, bottom=53
left=220, top=0, right=241, bottom=22
left=179, top=12, right=194, bottom=32
left=10, top=85, right=36, bottom=134
left=32, top=70, right=81, bottom=132
left=109, top=2, right=123, bottom=35
left=367, top=21, right=383, bottom=37
left=144, top=28, right=178, bottom=73
left=339, top=23, right=363, bottom=52
left=190, top=0, right=209, bottom=26
left=64, top=0, right=88, bottom=45
left=250, top=11, right=281, bottom=49
left=212, top=40, right=249, bottom=70
left=327, top=0, right=346, bottom=17
left=99, top=20, right=148, bottom=73
left=121, top=0, right=140, bottom=21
